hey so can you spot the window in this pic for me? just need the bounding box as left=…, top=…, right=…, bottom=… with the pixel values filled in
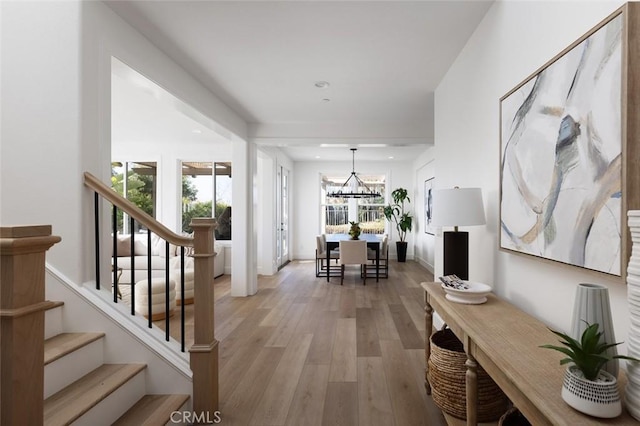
left=181, top=162, right=214, bottom=233
left=320, top=173, right=385, bottom=235
left=356, top=175, right=386, bottom=235
left=111, top=161, right=157, bottom=233
left=215, top=162, right=232, bottom=240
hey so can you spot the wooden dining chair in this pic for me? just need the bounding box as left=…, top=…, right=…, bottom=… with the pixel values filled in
left=339, top=240, right=368, bottom=285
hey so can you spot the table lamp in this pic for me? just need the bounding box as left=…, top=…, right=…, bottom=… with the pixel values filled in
left=432, top=187, right=486, bottom=280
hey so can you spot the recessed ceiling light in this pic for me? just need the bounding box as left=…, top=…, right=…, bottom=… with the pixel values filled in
left=315, top=156, right=320, bottom=159
left=388, top=156, right=394, bottom=159
left=322, top=98, right=330, bottom=102
left=315, top=81, right=330, bottom=88
left=192, top=129, right=202, bottom=134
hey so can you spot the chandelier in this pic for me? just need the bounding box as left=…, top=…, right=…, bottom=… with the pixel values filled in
left=327, top=148, right=381, bottom=198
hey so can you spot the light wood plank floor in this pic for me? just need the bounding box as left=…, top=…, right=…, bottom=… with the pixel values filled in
left=157, top=259, right=446, bottom=425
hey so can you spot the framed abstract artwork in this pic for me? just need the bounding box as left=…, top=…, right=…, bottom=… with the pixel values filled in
left=425, top=177, right=434, bottom=235
left=499, top=4, right=640, bottom=277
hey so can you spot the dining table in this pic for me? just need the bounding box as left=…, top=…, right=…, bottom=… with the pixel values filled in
left=325, top=233, right=381, bottom=282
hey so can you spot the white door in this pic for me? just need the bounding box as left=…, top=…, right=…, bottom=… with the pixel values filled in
left=276, top=166, right=290, bottom=268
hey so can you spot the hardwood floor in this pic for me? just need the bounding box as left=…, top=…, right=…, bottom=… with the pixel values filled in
left=159, top=259, right=446, bottom=425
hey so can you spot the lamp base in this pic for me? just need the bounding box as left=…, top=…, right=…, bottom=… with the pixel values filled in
left=443, top=231, right=469, bottom=280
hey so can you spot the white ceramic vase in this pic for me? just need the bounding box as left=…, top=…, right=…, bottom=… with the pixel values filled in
left=570, top=283, right=618, bottom=377
left=561, top=365, right=621, bottom=418
left=626, top=210, right=640, bottom=420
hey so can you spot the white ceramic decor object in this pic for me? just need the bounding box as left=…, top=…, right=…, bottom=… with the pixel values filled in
left=561, top=366, right=621, bottom=418
left=626, top=210, right=640, bottom=421
left=570, top=283, right=618, bottom=377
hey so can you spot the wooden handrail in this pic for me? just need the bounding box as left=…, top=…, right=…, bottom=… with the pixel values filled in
left=85, top=172, right=219, bottom=414
left=84, top=172, right=192, bottom=247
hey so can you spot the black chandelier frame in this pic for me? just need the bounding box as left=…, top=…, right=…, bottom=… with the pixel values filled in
left=327, top=148, right=382, bottom=199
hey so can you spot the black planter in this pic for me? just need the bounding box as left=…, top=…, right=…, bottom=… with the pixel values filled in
left=396, top=241, right=408, bottom=262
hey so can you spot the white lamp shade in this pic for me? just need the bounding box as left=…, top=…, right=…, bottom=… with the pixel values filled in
left=432, top=187, right=486, bottom=227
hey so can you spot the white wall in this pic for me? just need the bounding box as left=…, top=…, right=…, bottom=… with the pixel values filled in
left=1, top=1, right=247, bottom=287
left=413, top=148, right=436, bottom=272
left=293, top=159, right=416, bottom=260
left=434, top=0, right=628, bottom=346
left=1, top=1, right=85, bottom=282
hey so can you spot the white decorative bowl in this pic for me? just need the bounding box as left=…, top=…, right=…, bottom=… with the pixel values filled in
left=442, top=281, right=492, bottom=305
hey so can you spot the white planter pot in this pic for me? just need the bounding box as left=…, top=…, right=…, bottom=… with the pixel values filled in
left=570, top=283, right=618, bottom=377
left=561, top=365, right=621, bottom=418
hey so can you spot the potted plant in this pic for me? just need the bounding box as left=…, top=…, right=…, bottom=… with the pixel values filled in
left=348, top=221, right=361, bottom=240
left=540, top=322, right=640, bottom=418
left=383, top=188, right=413, bottom=262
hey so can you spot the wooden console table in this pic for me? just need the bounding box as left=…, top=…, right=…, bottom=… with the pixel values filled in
left=421, top=282, right=638, bottom=425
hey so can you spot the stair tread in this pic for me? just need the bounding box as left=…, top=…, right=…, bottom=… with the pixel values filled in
left=44, top=332, right=105, bottom=365
left=112, top=394, right=191, bottom=426
left=44, top=363, right=146, bottom=426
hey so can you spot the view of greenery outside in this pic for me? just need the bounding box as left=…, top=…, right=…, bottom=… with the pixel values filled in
left=181, top=176, right=207, bottom=233
left=111, top=161, right=230, bottom=235
left=214, top=164, right=232, bottom=240
left=111, top=162, right=156, bottom=233
left=181, top=175, right=230, bottom=234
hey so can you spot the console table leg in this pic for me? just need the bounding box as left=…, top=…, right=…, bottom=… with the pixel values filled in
left=425, top=293, right=433, bottom=395
left=465, top=355, right=478, bottom=426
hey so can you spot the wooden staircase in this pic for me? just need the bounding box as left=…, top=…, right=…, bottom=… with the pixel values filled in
left=42, top=302, right=189, bottom=426
left=2, top=221, right=218, bottom=425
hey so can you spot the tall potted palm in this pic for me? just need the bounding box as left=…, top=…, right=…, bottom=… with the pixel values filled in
left=383, top=188, right=413, bottom=262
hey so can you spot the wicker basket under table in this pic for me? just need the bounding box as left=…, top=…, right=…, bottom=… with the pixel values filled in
left=428, top=327, right=509, bottom=422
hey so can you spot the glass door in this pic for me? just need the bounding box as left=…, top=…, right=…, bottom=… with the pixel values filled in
left=276, top=165, right=290, bottom=268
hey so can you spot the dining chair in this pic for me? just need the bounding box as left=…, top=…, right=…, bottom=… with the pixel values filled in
left=339, top=239, right=368, bottom=285
left=316, top=235, right=339, bottom=277
left=367, top=234, right=388, bottom=278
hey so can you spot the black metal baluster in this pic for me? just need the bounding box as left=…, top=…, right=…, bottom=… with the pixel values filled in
left=165, top=241, right=170, bottom=342
left=180, top=246, right=185, bottom=352
left=130, top=217, right=135, bottom=315
left=147, top=232, right=152, bottom=328
left=94, top=192, right=100, bottom=290
left=112, top=205, right=118, bottom=301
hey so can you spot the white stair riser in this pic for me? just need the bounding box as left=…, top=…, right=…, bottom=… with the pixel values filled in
left=73, top=370, right=146, bottom=426
left=44, top=338, right=104, bottom=399
left=44, top=307, right=63, bottom=340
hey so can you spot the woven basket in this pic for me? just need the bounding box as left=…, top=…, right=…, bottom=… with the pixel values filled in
left=428, top=327, right=509, bottom=422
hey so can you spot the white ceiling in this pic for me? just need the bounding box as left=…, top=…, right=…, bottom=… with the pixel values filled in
left=106, top=0, right=494, bottom=162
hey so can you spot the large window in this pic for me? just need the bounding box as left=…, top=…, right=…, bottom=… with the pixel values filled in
left=356, top=175, right=386, bottom=234
left=181, top=161, right=232, bottom=238
left=320, top=173, right=385, bottom=235
left=214, top=162, right=232, bottom=240
left=213, top=162, right=232, bottom=240
left=181, top=162, right=213, bottom=233
left=111, top=161, right=157, bottom=233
